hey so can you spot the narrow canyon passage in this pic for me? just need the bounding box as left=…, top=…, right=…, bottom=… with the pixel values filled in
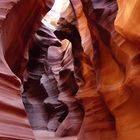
left=0, top=0, right=140, bottom=140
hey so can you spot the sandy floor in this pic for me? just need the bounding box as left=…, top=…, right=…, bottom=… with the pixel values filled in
left=33, top=130, right=77, bottom=140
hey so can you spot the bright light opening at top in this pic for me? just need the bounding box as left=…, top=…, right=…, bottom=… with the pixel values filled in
left=42, top=0, right=70, bottom=29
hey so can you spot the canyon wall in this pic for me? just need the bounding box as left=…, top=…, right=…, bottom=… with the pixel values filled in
left=0, top=0, right=140, bottom=140
left=72, top=0, right=140, bottom=140
left=0, top=0, right=51, bottom=139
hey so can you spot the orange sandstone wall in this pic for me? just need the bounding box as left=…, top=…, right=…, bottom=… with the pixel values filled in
left=77, top=0, right=140, bottom=140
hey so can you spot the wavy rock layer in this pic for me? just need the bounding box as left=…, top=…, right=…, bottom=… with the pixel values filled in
left=115, top=0, right=140, bottom=43
left=77, top=0, right=140, bottom=140
left=1, top=0, right=140, bottom=140
left=0, top=0, right=48, bottom=139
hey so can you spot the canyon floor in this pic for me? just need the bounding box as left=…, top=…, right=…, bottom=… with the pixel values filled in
left=33, top=130, right=77, bottom=140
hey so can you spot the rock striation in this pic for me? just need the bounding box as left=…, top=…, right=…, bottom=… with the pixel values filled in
left=0, top=0, right=50, bottom=139
left=1, top=0, right=140, bottom=140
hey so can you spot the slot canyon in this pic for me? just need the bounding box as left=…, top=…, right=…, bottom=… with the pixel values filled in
left=0, top=0, right=140, bottom=140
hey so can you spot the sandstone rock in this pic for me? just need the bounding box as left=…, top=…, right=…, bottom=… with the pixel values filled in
left=54, top=17, right=116, bottom=139
left=55, top=69, right=83, bottom=137
left=1, top=0, right=140, bottom=140
left=78, top=0, right=140, bottom=139
left=0, top=0, right=48, bottom=139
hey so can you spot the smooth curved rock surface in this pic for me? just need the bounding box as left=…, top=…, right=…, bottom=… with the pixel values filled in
left=115, top=0, right=140, bottom=43
left=78, top=0, right=140, bottom=140
left=0, top=0, right=48, bottom=139
left=1, top=0, right=140, bottom=140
